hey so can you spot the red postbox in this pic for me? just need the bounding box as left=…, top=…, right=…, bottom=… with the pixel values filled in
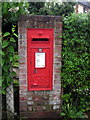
left=27, top=28, right=54, bottom=91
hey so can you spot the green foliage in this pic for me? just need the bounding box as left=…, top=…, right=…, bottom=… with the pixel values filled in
left=2, top=2, right=29, bottom=35
left=28, top=2, right=75, bottom=16
left=1, top=26, right=19, bottom=94
left=61, top=13, right=90, bottom=119
left=61, top=103, right=87, bottom=119
left=0, top=2, right=2, bottom=18
left=2, top=2, right=29, bottom=26
left=28, top=2, right=45, bottom=15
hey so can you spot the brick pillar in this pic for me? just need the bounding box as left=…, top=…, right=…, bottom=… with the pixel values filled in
left=18, top=15, right=62, bottom=118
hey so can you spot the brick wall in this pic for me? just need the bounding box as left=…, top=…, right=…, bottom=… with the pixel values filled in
left=18, top=15, right=62, bottom=118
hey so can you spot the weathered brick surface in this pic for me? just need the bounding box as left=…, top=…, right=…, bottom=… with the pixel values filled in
left=18, top=15, right=62, bottom=118
left=20, top=101, right=27, bottom=112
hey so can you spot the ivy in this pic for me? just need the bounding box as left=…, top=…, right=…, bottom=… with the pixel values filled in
left=1, top=26, right=19, bottom=94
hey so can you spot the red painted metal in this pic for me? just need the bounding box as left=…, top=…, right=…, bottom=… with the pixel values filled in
left=27, top=28, right=54, bottom=91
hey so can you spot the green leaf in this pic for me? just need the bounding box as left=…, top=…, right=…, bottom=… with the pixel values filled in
left=2, top=90, right=6, bottom=95
left=10, top=37, right=15, bottom=42
left=75, top=111, right=86, bottom=118
left=61, top=112, right=66, bottom=116
left=8, top=46, right=14, bottom=53
left=3, top=32, right=10, bottom=37
left=6, top=76, right=12, bottom=83
left=0, top=50, right=5, bottom=55
left=13, top=54, right=20, bottom=60
left=10, top=56, right=13, bottom=61
left=13, top=62, right=19, bottom=67
left=11, top=71, right=16, bottom=76
left=2, top=40, right=9, bottom=48
left=0, top=32, right=2, bottom=36
left=0, top=77, right=2, bottom=87
left=59, top=35, right=62, bottom=38
left=2, top=59, right=5, bottom=66
left=3, top=65, right=9, bottom=72
left=13, top=33, right=18, bottom=38
left=12, top=27, right=15, bottom=33
left=13, top=80, right=19, bottom=86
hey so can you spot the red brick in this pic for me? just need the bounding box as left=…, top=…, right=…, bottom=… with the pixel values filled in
left=55, top=39, right=62, bottom=45
left=19, top=46, right=26, bottom=50
left=28, top=106, right=32, bottom=111
left=46, top=22, right=54, bottom=28
left=55, top=33, right=62, bottom=39
left=19, top=80, right=27, bottom=85
left=54, top=67, right=60, bottom=73
left=20, top=97, right=27, bottom=101
left=19, top=90, right=27, bottom=94
left=54, top=57, right=61, bottom=62
left=55, top=22, right=62, bottom=28
left=20, top=85, right=27, bottom=90
left=18, top=27, right=26, bottom=33
left=19, top=74, right=27, bottom=79
left=54, top=74, right=60, bottom=79
left=33, top=106, right=46, bottom=111
left=54, top=28, right=62, bottom=34
left=55, top=45, right=62, bottom=51
left=54, top=85, right=61, bottom=89
left=54, top=51, right=61, bottom=57
left=20, top=94, right=27, bottom=98
left=36, top=21, right=45, bottom=28
left=54, top=16, right=62, bottom=21
left=54, top=63, right=61, bottom=69
left=20, top=102, right=27, bottom=111
left=19, top=68, right=26, bottom=74
left=54, top=80, right=60, bottom=84
left=18, top=15, right=62, bottom=113
left=18, top=21, right=26, bottom=27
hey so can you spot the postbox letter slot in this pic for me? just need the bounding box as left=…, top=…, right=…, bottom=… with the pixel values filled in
left=32, top=38, right=49, bottom=41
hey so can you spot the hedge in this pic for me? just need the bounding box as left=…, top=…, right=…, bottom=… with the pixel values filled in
left=61, top=13, right=90, bottom=119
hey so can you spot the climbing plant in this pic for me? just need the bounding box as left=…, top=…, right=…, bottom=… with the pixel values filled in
left=2, top=2, right=29, bottom=28
left=1, top=26, right=19, bottom=94
left=1, top=2, right=29, bottom=94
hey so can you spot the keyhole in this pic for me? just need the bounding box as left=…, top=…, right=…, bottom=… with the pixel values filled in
left=34, top=69, right=37, bottom=73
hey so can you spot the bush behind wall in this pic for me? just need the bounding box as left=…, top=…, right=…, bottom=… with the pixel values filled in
left=61, top=13, right=90, bottom=119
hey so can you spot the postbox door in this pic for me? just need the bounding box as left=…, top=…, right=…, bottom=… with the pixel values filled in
left=28, top=48, right=52, bottom=90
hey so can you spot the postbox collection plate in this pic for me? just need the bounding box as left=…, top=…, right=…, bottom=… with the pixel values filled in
left=35, top=53, right=45, bottom=68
